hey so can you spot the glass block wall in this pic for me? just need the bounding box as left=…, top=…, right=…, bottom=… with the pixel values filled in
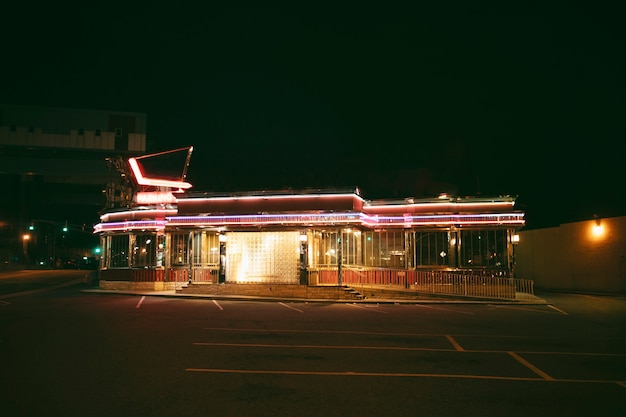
left=226, top=231, right=300, bottom=283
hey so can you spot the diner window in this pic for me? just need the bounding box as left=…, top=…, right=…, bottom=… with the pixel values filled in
left=341, top=229, right=362, bottom=266
left=131, top=233, right=157, bottom=268
left=459, top=230, right=507, bottom=268
left=363, top=230, right=405, bottom=268
left=109, top=235, right=129, bottom=268
left=192, top=231, right=220, bottom=267
left=169, top=233, right=190, bottom=266
left=414, top=231, right=449, bottom=267
left=310, top=230, right=339, bottom=267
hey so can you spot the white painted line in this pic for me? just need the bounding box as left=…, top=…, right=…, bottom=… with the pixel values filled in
left=136, top=296, right=146, bottom=309
left=204, top=327, right=446, bottom=337
left=0, top=278, right=84, bottom=299
left=278, top=302, right=303, bottom=313
left=212, top=299, right=224, bottom=310
left=548, top=305, right=569, bottom=315
left=491, top=305, right=557, bottom=314
left=508, top=351, right=554, bottom=380
left=347, top=303, right=388, bottom=314
left=414, top=304, right=475, bottom=315
left=0, top=300, right=11, bottom=305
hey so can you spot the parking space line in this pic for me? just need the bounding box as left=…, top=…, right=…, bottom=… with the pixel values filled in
left=491, top=305, right=557, bottom=314
left=347, top=303, right=388, bottom=313
left=446, top=335, right=464, bottom=351
left=213, top=300, right=224, bottom=310
left=185, top=368, right=625, bottom=387
left=193, top=342, right=456, bottom=352
left=548, top=305, right=569, bottom=315
left=204, top=327, right=446, bottom=337
left=136, top=296, right=145, bottom=309
left=0, top=279, right=83, bottom=299
left=508, top=351, right=554, bottom=380
left=414, top=304, right=475, bottom=315
left=279, top=302, right=303, bottom=313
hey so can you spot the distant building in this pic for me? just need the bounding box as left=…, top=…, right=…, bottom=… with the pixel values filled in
left=516, top=216, right=626, bottom=294
left=0, top=104, right=146, bottom=266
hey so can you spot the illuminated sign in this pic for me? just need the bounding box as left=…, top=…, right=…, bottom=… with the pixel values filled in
left=128, top=158, right=192, bottom=190
left=136, top=191, right=177, bottom=205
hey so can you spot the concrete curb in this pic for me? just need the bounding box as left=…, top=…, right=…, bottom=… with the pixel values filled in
left=80, top=288, right=549, bottom=305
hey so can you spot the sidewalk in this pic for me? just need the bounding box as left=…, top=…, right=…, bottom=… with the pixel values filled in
left=81, top=287, right=548, bottom=305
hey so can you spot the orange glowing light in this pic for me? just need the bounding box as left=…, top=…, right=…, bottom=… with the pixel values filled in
left=592, top=223, right=605, bottom=238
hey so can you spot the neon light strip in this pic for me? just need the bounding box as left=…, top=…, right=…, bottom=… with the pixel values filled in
left=128, top=158, right=192, bottom=189
left=363, top=213, right=524, bottom=226
left=93, top=220, right=167, bottom=233
left=167, top=213, right=362, bottom=226
left=363, top=201, right=515, bottom=212
left=166, top=212, right=523, bottom=227
left=366, top=201, right=515, bottom=210
left=94, top=212, right=524, bottom=233
left=100, top=209, right=178, bottom=222
left=364, top=217, right=525, bottom=227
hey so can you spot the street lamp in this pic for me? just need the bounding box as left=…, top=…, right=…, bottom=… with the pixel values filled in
left=22, top=233, right=31, bottom=258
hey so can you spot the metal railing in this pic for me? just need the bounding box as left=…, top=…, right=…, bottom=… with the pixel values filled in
left=310, top=267, right=535, bottom=301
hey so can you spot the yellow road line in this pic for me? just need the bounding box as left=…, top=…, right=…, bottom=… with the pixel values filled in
left=508, top=351, right=554, bottom=380
left=193, top=342, right=456, bottom=351
left=446, top=335, right=465, bottom=351
left=185, top=367, right=625, bottom=387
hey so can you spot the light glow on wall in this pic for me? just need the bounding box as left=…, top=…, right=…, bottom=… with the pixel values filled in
left=591, top=220, right=605, bottom=238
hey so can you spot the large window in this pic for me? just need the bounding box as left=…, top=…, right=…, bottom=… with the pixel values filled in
left=108, top=235, right=129, bottom=268
left=191, top=231, right=220, bottom=267
left=310, top=230, right=339, bottom=267
left=414, top=231, right=449, bottom=267
left=363, top=230, right=405, bottom=268
left=459, top=230, right=508, bottom=268
left=309, top=229, right=408, bottom=268
left=169, top=233, right=190, bottom=267
left=341, top=229, right=362, bottom=266
left=131, top=233, right=157, bottom=268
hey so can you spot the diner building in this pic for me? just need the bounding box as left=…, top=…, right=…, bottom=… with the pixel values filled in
left=94, top=147, right=526, bottom=293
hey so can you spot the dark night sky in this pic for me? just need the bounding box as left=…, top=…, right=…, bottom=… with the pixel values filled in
left=2, top=3, right=625, bottom=229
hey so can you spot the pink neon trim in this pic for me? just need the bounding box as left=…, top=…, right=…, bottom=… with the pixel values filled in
left=128, top=158, right=192, bottom=189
